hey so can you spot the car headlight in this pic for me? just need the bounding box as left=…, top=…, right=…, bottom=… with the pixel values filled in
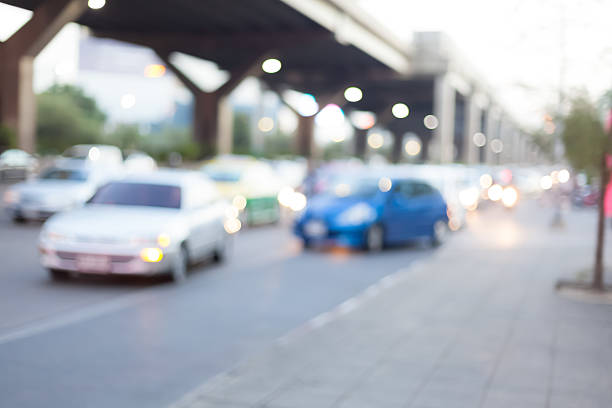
left=336, top=203, right=376, bottom=226
left=458, top=187, right=479, bottom=211
left=502, top=186, right=519, bottom=208
left=3, top=190, right=19, bottom=204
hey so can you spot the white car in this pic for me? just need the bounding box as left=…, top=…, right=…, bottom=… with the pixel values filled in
left=61, top=144, right=123, bottom=168
left=124, top=151, right=157, bottom=173
left=38, top=170, right=233, bottom=282
left=3, top=164, right=114, bottom=222
left=0, top=149, right=38, bottom=180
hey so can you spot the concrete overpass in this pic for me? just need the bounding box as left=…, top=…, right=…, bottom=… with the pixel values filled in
left=0, top=0, right=534, bottom=164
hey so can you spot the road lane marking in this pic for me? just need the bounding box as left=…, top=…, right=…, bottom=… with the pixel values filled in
left=0, top=291, right=154, bottom=346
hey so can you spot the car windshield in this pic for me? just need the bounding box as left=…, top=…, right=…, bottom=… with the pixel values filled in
left=88, top=182, right=181, bottom=209
left=39, top=168, right=88, bottom=181
left=324, top=177, right=380, bottom=198
left=202, top=166, right=242, bottom=182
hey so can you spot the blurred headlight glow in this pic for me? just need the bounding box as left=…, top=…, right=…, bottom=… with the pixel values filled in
left=225, top=206, right=239, bottom=219
left=488, top=184, right=503, bottom=201
left=558, top=169, right=570, bottom=183
left=502, top=186, right=519, bottom=208
left=3, top=190, right=19, bottom=204
left=232, top=195, right=247, bottom=211
left=157, top=233, right=171, bottom=248
left=540, top=175, right=553, bottom=190
left=289, top=192, right=307, bottom=212
left=140, top=248, right=163, bottom=263
left=277, top=187, right=295, bottom=207
left=458, top=187, right=479, bottom=211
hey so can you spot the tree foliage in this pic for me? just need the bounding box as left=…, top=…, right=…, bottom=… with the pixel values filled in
left=36, top=85, right=106, bottom=154
left=561, top=96, right=609, bottom=177
left=0, top=124, right=17, bottom=152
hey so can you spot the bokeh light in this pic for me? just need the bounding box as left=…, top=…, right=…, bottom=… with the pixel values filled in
left=473, top=132, right=486, bottom=147
left=88, top=0, right=105, bottom=9
left=257, top=117, right=274, bottom=132
left=367, top=133, right=384, bottom=149
left=344, top=87, right=363, bottom=102
left=392, top=103, right=409, bottom=119
left=423, top=114, right=439, bottom=130
left=540, top=175, right=553, bottom=190
left=488, top=184, right=503, bottom=201
left=404, top=138, right=421, bottom=156
left=490, top=139, right=503, bottom=153
left=378, top=177, right=392, bottom=192
left=232, top=195, right=247, bottom=210
left=558, top=169, right=570, bottom=183
left=479, top=174, right=493, bottom=189
left=261, top=58, right=282, bottom=74
left=350, top=111, right=375, bottom=130
left=120, top=93, right=136, bottom=109
left=502, top=186, right=518, bottom=208
left=224, top=218, right=242, bottom=234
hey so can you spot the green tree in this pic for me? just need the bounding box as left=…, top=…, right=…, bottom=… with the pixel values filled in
left=106, top=124, right=143, bottom=151
left=233, top=112, right=251, bottom=155
left=530, top=131, right=555, bottom=162
left=36, top=85, right=106, bottom=154
left=561, top=95, right=611, bottom=290
left=0, top=124, right=17, bottom=152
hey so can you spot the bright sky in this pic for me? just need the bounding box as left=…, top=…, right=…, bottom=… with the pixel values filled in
left=358, top=0, right=612, bottom=127
left=2, top=1, right=611, bottom=129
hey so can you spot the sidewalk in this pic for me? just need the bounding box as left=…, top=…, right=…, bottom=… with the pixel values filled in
left=172, top=201, right=612, bottom=408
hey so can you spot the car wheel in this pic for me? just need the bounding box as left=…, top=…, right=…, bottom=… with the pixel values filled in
left=49, top=269, right=69, bottom=281
left=365, top=224, right=384, bottom=252
left=171, top=245, right=189, bottom=283
left=12, top=215, right=26, bottom=224
left=213, top=235, right=230, bottom=263
left=431, top=219, right=449, bottom=247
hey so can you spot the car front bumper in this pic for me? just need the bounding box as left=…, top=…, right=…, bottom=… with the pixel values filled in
left=39, top=240, right=176, bottom=276
left=294, top=219, right=369, bottom=248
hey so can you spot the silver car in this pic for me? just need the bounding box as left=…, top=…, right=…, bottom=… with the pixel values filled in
left=38, top=170, right=237, bottom=282
left=3, top=164, right=113, bottom=222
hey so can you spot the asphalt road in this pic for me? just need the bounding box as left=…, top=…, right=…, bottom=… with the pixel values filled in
left=0, top=183, right=434, bottom=408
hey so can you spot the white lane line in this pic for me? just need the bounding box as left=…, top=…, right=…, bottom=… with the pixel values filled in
left=0, top=292, right=153, bottom=346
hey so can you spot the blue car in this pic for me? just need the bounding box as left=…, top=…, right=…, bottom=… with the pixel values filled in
left=294, top=176, right=449, bottom=250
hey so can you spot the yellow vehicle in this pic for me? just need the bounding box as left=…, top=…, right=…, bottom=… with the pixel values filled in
left=201, top=156, right=283, bottom=225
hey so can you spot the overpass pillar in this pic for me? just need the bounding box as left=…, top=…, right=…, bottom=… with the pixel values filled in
left=157, top=50, right=269, bottom=157
left=463, top=95, right=480, bottom=164
left=296, top=115, right=314, bottom=157
left=0, top=0, right=87, bottom=153
left=353, top=128, right=367, bottom=158
left=432, top=75, right=456, bottom=163
left=391, top=131, right=403, bottom=163
left=484, top=108, right=500, bottom=165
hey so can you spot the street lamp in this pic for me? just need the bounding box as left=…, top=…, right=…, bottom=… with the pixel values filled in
left=344, top=87, right=363, bottom=102
left=88, top=0, right=106, bottom=10
left=392, top=103, right=409, bottom=119
left=261, top=58, right=282, bottom=74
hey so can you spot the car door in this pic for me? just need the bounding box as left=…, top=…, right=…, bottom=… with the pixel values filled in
left=382, top=181, right=424, bottom=242
left=184, top=181, right=221, bottom=260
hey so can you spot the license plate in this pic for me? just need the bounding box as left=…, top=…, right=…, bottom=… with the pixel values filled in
left=76, top=255, right=111, bottom=273
left=304, top=220, right=327, bottom=238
